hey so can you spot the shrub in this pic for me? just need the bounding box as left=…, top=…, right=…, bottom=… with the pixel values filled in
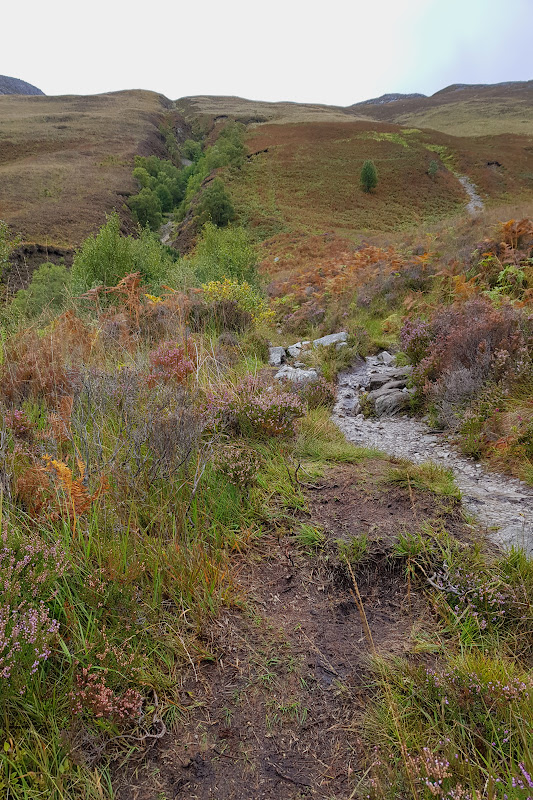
left=11, top=262, right=70, bottom=318
left=201, top=277, right=273, bottom=324
left=71, top=213, right=175, bottom=296
left=190, top=223, right=258, bottom=285
left=400, top=317, right=432, bottom=365
left=146, top=341, right=195, bottom=387
left=0, top=526, right=68, bottom=693
left=188, top=297, right=253, bottom=333
left=206, top=376, right=304, bottom=438
left=296, top=377, right=336, bottom=410
left=127, top=188, right=163, bottom=230
left=360, top=159, right=378, bottom=193
left=195, top=178, right=235, bottom=227
left=72, top=666, right=142, bottom=724
left=213, top=443, right=261, bottom=486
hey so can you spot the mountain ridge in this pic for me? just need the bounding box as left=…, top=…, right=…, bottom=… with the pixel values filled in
left=0, top=75, right=44, bottom=95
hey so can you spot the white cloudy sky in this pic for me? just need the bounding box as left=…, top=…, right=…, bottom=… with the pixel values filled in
left=3, top=0, right=532, bottom=103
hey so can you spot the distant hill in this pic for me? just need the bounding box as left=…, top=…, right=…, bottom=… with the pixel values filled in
left=0, top=90, right=186, bottom=249
left=0, top=75, right=44, bottom=95
left=357, top=93, right=426, bottom=106
left=180, top=81, right=533, bottom=137
left=349, top=80, right=533, bottom=136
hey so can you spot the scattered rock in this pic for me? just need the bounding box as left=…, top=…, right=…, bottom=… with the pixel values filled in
left=268, top=346, right=286, bottom=367
left=379, top=350, right=395, bottom=366
left=275, top=365, right=318, bottom=382
left=313, top=332, right=348, bottom=348
left=287, top=341, right=311, bottom=358
left=333, top=357, right=533, bottom=552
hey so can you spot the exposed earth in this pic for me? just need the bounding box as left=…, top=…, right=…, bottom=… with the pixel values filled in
left=112, top=461, right=468, bottom=800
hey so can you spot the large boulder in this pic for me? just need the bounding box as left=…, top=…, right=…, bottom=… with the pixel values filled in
left=374, top=390, right=411, bottom=416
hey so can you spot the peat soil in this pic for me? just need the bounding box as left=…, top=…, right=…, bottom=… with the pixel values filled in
left=113, top=461, right=471, bottom=800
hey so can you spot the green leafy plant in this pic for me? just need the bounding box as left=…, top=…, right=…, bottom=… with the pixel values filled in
left=361, top=159, right=378, bottom=193
left=12, top=262, right=70, bottom=319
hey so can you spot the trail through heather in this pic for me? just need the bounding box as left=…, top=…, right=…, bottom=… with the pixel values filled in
left=334, top=355, right=533, bottom=553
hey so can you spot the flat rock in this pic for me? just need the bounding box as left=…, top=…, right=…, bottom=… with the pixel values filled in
left=268, top=346, right=286, bottom=367
left=313, top=331, right=348, bottom=348
left=367, top=371, right=409, bottom=391
left=275, top=365, right=318, bottom=382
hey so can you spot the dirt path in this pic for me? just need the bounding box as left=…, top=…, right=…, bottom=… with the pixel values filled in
left=113, top=462, right=460, bottom=800
left=334, top=355, right=533, bottom=553
left=456, top=173, right=484, bottom=214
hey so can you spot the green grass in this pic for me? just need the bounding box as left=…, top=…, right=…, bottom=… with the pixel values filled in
left=357, top=526, right=533, bottom=799
left=295, top=408, right=382, bottom=464
left=385, top=461, right=462, bottom=501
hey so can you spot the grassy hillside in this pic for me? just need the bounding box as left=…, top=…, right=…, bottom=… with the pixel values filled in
left=350, top=81, right=533, bottom=136
left=0, top=90, right=180, bottom=247
left=224, top=120, right=533, bottom=240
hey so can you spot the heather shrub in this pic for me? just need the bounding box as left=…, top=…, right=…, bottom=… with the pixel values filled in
left=72, top=369, right=202, bottom=496
left=0, top=526, right=68, bottom=693
left=71, top=666, right=142, bottom=724
left=146, top=341, right=195, bottom=387
left=206, top=376, right=304, bottom=438
left=291, top=376, right=335, bottom=410
left=212, top=442, right=262, bottom=486
left=400, top=317, right=433, bottom=366
left=402, top=299, right=532, bottom=427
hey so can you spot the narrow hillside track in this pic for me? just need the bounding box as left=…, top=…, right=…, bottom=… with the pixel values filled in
left=335, top=356, right=533, bottom=553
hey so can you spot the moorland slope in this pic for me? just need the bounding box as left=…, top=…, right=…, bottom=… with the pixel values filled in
left=0, top=90, right=185, bottom=248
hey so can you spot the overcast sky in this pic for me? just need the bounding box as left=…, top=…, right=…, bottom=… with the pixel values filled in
left=3, top=0, right=532, bottom=104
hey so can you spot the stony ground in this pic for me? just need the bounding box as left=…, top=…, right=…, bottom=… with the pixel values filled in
left=335, top=355, right=533, bottom=553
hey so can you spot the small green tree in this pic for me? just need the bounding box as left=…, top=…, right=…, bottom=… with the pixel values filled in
left=182, top=139, right=202, bottom=162
left=127, top=188, right=163, bottom=230
left=428, top=160, right=439, bottom=179
left=195, top=178, right=236, bottom=227
left=360, top=160, right=378, bottom=193
left=191, top=223, right=257, bottom=285
left=12, top=262, right=70, bottom=318
left=71, top=213, right=174, bottom=296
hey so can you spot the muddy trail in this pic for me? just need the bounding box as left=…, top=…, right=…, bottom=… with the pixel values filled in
left=113, top=461, right=469, bottom=800
left=335, top=355, right=533, bottom=553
